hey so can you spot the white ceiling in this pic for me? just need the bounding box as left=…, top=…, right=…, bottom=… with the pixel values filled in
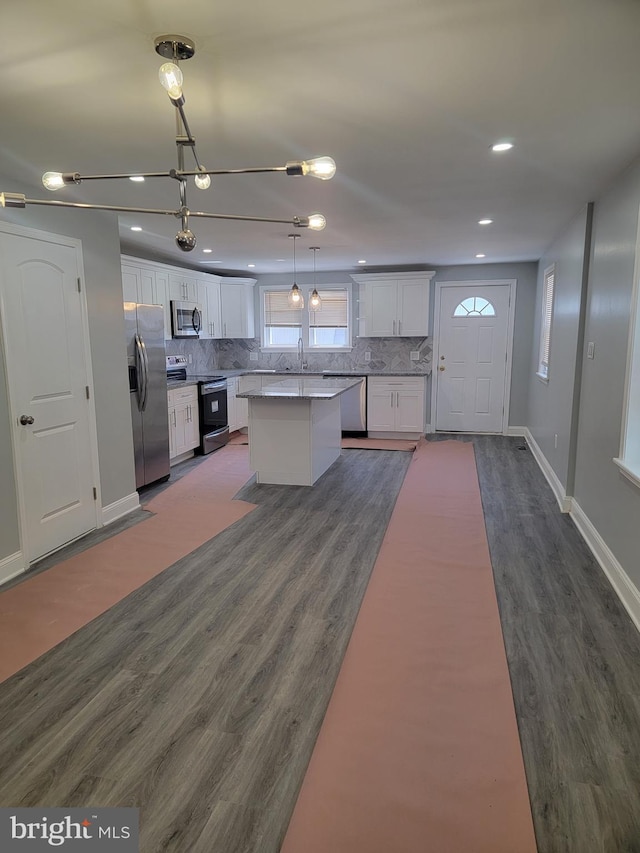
left=4, top=0, right=640, bottom=274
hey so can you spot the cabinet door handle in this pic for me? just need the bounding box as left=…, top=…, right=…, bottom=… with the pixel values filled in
left=224, top=323, right=227, bottom=337
left=173, top=410, right=177, bottom=427
left=398, top=320, right=402, bottom=334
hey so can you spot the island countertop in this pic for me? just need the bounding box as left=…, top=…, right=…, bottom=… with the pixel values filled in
left=236, top=376, right=364, bottom=401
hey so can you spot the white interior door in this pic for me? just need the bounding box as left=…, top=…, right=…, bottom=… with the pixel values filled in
left=435, top=283, right=513, bottom=432
left=0, top=228, right=98, bottom=563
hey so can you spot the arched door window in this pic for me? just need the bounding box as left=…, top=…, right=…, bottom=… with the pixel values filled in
left=453, top=296, right=496, bottom=317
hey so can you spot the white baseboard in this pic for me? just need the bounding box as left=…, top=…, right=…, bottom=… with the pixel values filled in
left=101, top=491, right=140, bottom=526
left=507, top=425, right=526, bottom=436
left=570, top=500, right=640, bottom=633
left=523, top=429, right=572, bottom=513
left=0, top=551, right=25, bottom=587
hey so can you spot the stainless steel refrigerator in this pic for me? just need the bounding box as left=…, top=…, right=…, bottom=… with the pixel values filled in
left=124, top=302, right=170, bottom=489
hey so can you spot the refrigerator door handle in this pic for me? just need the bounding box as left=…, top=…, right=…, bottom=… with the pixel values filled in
left=135, top=332, right=150, bottom=411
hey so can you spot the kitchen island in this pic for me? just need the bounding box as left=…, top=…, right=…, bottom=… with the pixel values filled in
left=236, top=377, right=364, bottom=485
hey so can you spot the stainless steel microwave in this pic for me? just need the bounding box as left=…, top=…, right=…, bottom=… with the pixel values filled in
left=171, top=300, right=202, bottom=338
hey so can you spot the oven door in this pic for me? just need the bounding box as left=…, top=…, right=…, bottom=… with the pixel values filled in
left=198, top=380, right=229, bottom=454
left=171, top=301, right=202, bottom=338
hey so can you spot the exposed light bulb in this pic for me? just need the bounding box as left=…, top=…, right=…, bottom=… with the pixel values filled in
left=491, top=142, right=513, bottom=152
left=159, top=62, right=183, bottom=100
left=307, top=213, right=326, bottom=231
left=310, top=289, right=321, bottom=310
left=303, top=156, right=336, bottom=180
left=42, top=172, right=65, bottom=191
left=288, top=283, right=304, bottom=308
left=194, top=169, right=211, bottom=190
left=130, top=176, right=145, bottom=183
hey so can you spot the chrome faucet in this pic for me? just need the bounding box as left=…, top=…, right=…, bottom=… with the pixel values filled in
left=297, top=336, right=307, bottom=371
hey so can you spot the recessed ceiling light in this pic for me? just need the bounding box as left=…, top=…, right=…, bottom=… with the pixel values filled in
left=130, top=226, right=142, bottom=231
left=277, top=258, right=286, bottom=262
left=491, top=142, right=513, bottom=152
left=358, top=259, right=367, bottom=264
left=129, top=176, right=145, bottom=182
left=478, top=219, right=493, bottom=225
left=202, top=248, right=212, bottom=253
left=476, top=253, right=486, bottom=258
left=248, top=264, right=256, bottom=268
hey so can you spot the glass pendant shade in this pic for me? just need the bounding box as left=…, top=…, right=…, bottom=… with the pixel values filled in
left=309, top=246, right=321, bottom=310
left=159, top=62, right=183, bottom=99
left=288, top=283, right=304, bottom=307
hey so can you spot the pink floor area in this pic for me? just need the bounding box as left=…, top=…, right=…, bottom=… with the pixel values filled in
left=0, top=446, right=256, bottom=684
left=281, top=440, right=537, bottom=853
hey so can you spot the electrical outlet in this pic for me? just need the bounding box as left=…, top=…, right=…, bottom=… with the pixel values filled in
left=364, top=351, right=371, bottom=362
left=410, top=351, right=420, bottom=361
left=187, top=354, right=192, bottom=364
left=587, top=341, right=595, bottom=359
left=249, top=351, right=258, bottom=361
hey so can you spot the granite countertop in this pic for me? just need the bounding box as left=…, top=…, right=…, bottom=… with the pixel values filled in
left=217, top=368, right=431, bottom=378
left=236, top=376, right=365, bottom=401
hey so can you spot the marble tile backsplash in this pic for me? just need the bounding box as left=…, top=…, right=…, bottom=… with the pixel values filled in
left=166, top=337, right=432, bottom=374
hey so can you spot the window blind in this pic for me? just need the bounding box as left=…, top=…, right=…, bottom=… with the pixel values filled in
left=264, top=290, right=302, bottom=327
left=539, top=265, right=555, bottom=377
left=309, top=289, right=348, bottom=328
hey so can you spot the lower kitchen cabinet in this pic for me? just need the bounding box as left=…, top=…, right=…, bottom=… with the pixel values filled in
left=168, top=386, right=200, bottom=462
left=367, top=376, right=426, bottom=438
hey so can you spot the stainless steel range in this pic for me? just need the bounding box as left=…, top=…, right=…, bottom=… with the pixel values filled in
left=166, top=356, right=229, bottom=454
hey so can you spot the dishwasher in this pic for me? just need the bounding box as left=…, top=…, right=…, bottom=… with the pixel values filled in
left=323, top=374, right=367, bottom=436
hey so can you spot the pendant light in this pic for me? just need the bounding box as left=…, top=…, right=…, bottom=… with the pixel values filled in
left=288, top=234, right=304, bottom=308
left=309, top=246, right=322, bottom=311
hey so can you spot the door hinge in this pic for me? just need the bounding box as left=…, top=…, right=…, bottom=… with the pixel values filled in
left=93, top=487, right=97, bottom=500
left=86, top=385, right=90, bottom=399
left=77, top=277, right=82, bottom=292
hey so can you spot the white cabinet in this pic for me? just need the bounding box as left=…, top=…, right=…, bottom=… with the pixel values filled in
left=367, top=376, right=426, bottom=437
left=198, top=277, right=222, bottom=339
left=121, top=260, right=171, bottom=340
left=220, top=279, right=256, bottom=338
left=352, top=272, right=435, bottom=337
left=168, top=386, right=200, bottom=462
left=168, top=273, right=199, bottom=303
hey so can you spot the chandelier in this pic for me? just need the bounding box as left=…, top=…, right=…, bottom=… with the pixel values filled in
left=0, top=35, right=336, bottom=252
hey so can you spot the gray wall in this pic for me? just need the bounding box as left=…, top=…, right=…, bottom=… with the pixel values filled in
left=0, top=171, right=136, bottom=564
left=572, top=157, right=640, bottom=583
left=527, top=207, right=591, bottom=488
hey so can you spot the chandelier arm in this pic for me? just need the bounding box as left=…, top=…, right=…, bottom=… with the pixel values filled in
left=178, top=166, right=289, bottom=177
left=187, top=210, right=312, bottom=226
left=19, top=198, right=182, bottom=216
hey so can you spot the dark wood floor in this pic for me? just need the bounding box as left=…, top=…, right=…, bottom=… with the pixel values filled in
left=0, top=449, right=410, bottom=853
left=1, top=438, right=640, bottom=852
left=436, top=434, right=640, bottom=853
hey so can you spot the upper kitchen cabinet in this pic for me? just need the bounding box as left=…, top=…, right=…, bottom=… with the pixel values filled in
left=121, top=257, right=171, bottom=339
left=352, top=272, right=435, bottom=337
left=220, top=278, right=256, bottom=339
left=197, top=276, right=222, bottom=340
left=168, top=272, right=199, bottom=303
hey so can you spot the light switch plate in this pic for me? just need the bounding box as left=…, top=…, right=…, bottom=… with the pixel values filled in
left=587, top=342, right=595, bottom=359
left=364, top=351, right=371, bottom=362
left=249, top=351, right=258, bottom=361
left=410, top=351, right=420, bottom=361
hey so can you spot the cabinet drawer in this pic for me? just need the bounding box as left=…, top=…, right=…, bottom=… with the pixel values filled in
left=168, top=386, right=198, bottom=406
left=368, top=376, right=425, bottom=391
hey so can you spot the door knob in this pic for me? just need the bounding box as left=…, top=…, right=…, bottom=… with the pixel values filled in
left=19, top=414, right=35, bottom=425
left=439, top=366, right=445, bottom=371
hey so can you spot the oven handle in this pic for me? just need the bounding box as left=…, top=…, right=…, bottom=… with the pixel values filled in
left=134, top=332, right=149, bottom=411
left=201, top=381, right=227, bottom=393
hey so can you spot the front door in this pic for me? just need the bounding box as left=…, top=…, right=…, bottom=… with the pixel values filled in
left=434, top=282, right=514, bottom=432
left=0, top=225, right=99, bottom=568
